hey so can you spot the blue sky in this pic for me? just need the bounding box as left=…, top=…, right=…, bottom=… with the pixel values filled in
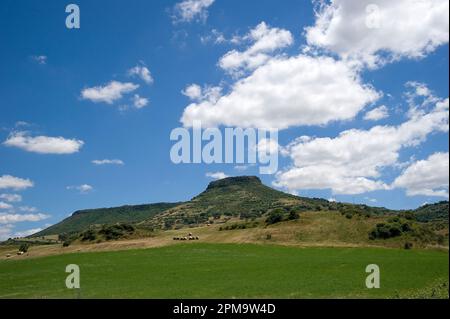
left=0, top=0, right=448, bottom=239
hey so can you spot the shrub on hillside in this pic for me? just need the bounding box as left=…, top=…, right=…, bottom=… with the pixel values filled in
left=288, top=210, right=300, bottom=220
left=19, top=243, right=29, bottom=253
left=369, top=223, right=403, bottom=239
left=80, top=229, right=97, bottom=241
left=219, top=221, right=258, bottom=231
left=99, top=223, right=135, bottom=240
left=266, top=209, right=284, bottom=225
left=368, top=217, right=432, bottom=241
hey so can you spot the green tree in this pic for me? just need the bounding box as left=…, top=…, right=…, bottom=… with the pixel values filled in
left=19, top=243, right=30, bottom=253
left=288, top=210, right=300, bottom=220
left=266, top=209, right=284, bottom=225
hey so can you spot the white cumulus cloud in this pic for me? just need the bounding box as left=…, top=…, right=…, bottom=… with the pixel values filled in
left=132, top=94, right=149, bottom=109
left=31, top=55, right=47, bottom=65
left=18, top=206, right=38, bottom=213
left=219, top=22, right=294, bottom=76
left=0, top=202, right=13, bottom=210
left=206, top=172, right=229, bottom=180
left=305, top=0, right=449, bottom=68
left=181, top=55, right=380, bottom=130
left=4, top=131, right=84, bottom=154
left=92, top=159, right=124, bottom=166
left=67, top=184, right=93, bottom=194
left=0, top=194, right=22, bottom=203
left=393, top=152, right=449, bottom=197
left=0, top=175, right=34, bottom=190
left=128, top=65, right=154, bottom=84
left=81, top=81, right=139, bottom=104
left=364, top=105, right=389, bottom=121
left=275, top=90, right=449, bottom=195
left=0, top=213, right=50, bottom=224
left=172, top=0, right=215, bottom=23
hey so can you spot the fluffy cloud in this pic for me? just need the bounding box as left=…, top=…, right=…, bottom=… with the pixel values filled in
left=132, top=94, right=149, bottom=109
left=128, top=66, right=154, bottom=84
left=181, top=54, right=380, bottom=129
left=81, top=81, right=139, bottom=104
left=275, top=90, right=449, bottom=195
left=67, top=184, right=93, bottom=194
left=206, top=172, right=229, bottom=180
left=393, top=152, right=449, bottom=197
left=219, top=22, right=294, bottom=76
left=364, top=105, right=389, bottom=121
left=18, top=206, right=38, bottom=213
left=257, top=138, right=279, bottom=156
left=92, top=159, right=124, bottom=165
left=200, top=29, right=227, bottom=45
left=0, top=194, right=22, bottom=203
left=4, top=131, right=84, bottom=154
left=0, top=175, right=34, bottom=190
left=31, top=55, right=47, bottom=65
left=0, top=202, right=13, bottom=210
left=305, top=0, right=449, bottom=68
left=0, top=213, right=50, bottom=224
left=172, top=0, right=215, bottom=23
left=182, top=84, right=202, bottom=100
left=182, top=84, right=222, bottom=103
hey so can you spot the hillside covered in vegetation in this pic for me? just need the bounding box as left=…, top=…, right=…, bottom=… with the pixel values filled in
left=28, top=177, right=448, bottom=248
left=34, top=203, right=179, bottom=237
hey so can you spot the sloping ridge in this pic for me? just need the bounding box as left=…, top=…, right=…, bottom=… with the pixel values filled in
left=34, top=203, right=179, bottom=237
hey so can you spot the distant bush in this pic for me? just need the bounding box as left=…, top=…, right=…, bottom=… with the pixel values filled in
left=404, top=242, right=413, bottom=250
left=240, top=211, right=262, bottom=220
left=62, top=240, right=71, bottom=247
left=265, top=209, right=284, bottom=225
left=369, top=222, right=403, bottom=239
left=80, top=229, right=97, bottom=241
left=219, top=221, right=258, bottom=231
left=58, top=233, right=68, bottom=242
left=164, top=219, right=175, bottom=230
left=399, top=211, right=416, bottom=221
left=99, top=223, right=135, bottom=241
left=19, top=243, right=29, bottom=253
left=288, top=210, right=300, bottom=221
left=368, top=217, right=440, bottom=243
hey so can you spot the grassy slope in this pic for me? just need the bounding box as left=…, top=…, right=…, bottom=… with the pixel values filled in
left=3, top=211, right=447, bottom=261
left=0, top=243, right=447, bottom=299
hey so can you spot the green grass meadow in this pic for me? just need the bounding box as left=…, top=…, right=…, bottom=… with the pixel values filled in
left=0, top=243, right=448, bottom=298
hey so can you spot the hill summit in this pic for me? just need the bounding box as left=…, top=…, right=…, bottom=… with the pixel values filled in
left=137, top=175, right=310, bottom=229
left=206, top=176, right=263, bottom=190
